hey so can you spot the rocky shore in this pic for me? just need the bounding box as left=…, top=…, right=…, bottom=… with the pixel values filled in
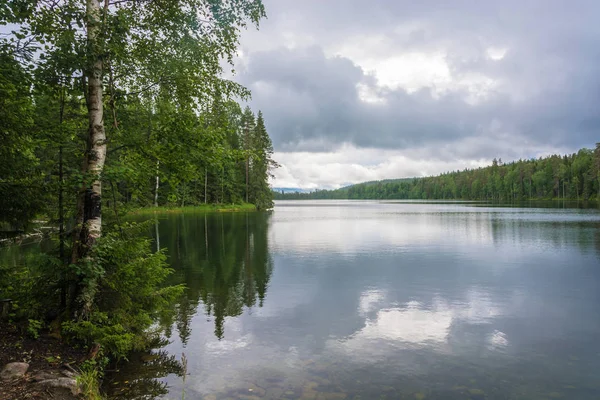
left=0, top=325, right=86, bottom=400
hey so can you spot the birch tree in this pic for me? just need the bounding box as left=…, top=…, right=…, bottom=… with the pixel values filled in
left=5, top=0, right=265, bottom=314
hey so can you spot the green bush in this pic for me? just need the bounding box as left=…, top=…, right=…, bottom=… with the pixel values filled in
left=63, top=222, right=183, bottom=360
left=27, top=319, right=43, bottom=339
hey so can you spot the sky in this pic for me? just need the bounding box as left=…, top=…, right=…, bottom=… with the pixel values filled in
left=231, top=0, right=600, bottom=190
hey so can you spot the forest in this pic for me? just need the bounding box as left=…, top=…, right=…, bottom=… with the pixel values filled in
left=0, top=1, right=274, bottom=396
left=275, top=146, right=600, bottom=202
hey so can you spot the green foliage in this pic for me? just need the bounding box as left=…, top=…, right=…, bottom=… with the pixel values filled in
left=128, top=203, right=256, bottom=216
left=0, top=0, right=274, bottom=380
left=0, top=51, right=45, bottom=229
left=77, top=362, right=106, bottom=400
left=27, top=319, right=43, bottom=339
left=277, top=148, right=600, bottom=202
left=0, top=246, right=53, bottom=322
left=249, top=110, right=277, bottom=210
left=1, top=2, right=276, bottom=230
left=63, top=223, right=183, bottom=360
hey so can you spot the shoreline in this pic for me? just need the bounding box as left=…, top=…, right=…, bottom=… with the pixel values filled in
left=128, top=203, right=257, bottom=215
left=0, top=325, right=88, bottom=399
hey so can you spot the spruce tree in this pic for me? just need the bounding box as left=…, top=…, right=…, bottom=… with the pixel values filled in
left=249, top=110, right=276, bottom=210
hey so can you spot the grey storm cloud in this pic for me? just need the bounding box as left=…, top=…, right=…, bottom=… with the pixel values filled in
left=235, top=0, right=600, bottom=158
left=241, top=46, right=498, bottom=150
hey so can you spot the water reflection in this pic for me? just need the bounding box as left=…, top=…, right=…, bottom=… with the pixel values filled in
left=103, top=348, right=183, bottom=399
left=105, top=212, right=274, bottom=399
left=107, top=201, right=600, bottom=399
left=271, top=200, right=600, bottom=257
left=154, top=212, right=273, bottom=341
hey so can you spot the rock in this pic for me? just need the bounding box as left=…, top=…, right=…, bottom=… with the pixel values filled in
left=1, top=362, right=29, bottom=380
left=61, top=369, right=77, bottom=378
left=31, top=368, right=77, bottom=382
left=32, top=371, right=62, bottom=381
left=36, top=377, right=81, bottom=396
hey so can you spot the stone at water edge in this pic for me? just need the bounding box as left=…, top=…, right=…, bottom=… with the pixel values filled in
left=31, top=369, right=76, bottom=382
left=0, top=362, right=29, bottom=380
left=35, top=377, right=81, bottom=396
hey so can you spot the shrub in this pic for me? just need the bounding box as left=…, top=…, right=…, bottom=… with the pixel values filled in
left=63, top=222, right=184, bottom=360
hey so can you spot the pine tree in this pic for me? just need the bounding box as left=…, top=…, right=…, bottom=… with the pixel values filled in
left=249, top=111, right=277, bottom=210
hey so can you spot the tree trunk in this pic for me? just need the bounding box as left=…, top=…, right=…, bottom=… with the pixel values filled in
left=245, top=122, right=250, bottom=203
left=181, top=183, right=185, bottom=207
left=204, top=213, right=208, bottom=258
left=155, top=215, right=160, bottom=252
left=154, top=160, right=160, bottom=207
left=204, top=168, right=208, bottom=204
left=58, top=88, right=66, bottom=309
left=69, top=0, right=107, bottom=317
left=245, top=154, right=249, bottom=203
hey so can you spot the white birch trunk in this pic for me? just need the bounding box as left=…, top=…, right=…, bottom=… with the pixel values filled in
left=70, top=0, right=107, bottom=316
left=154, top=160, right=160, bottom=207
left=84, top=0, right=106, bottom=244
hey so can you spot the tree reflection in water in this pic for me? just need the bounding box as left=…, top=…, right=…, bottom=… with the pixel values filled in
left=104, top=211, right=273, bottom=398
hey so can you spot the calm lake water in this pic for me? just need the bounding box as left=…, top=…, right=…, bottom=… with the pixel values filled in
left=13, top=200, right=600, bottom=399
left=101, top=200, right=600, bottom=400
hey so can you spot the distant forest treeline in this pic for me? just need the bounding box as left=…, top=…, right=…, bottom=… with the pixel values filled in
left=275, top=145, right=600, bottom=201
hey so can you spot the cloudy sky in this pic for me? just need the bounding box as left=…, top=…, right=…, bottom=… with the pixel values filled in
left=233, top=0, right=600, bottom=190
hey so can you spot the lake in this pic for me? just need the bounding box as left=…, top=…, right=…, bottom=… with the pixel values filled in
left=100, top=201, right=600, bottom=398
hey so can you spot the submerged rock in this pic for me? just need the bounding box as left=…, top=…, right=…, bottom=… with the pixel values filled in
left=1, top=362, right=29, bottom=380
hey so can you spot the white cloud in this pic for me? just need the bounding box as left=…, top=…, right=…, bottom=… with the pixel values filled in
left=270, top=144, right=489, bottom=189
left=269, top=131, right=579, bottom=189
left=486, top=47, right=508, bottom=61
left=240, top=0, right=600, bottom=189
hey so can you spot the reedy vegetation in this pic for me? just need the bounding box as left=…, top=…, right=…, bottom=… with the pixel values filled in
left=0, top=0, right=275, bottom=363
left=276, top=148, right=600, bottom=201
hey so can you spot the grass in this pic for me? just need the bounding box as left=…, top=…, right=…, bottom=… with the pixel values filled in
left=77, top=366, right=105, bottom=400
left=128, top=203, right=257, bottom=216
